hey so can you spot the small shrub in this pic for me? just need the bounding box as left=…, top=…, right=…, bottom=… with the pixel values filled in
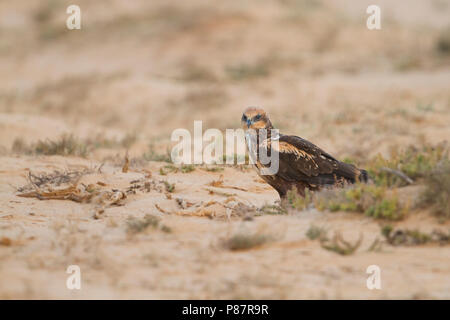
left=159, top=164, right=177, bottom=175
left=34, top=135, right=88, bottom=157
left=288, top=183, right=408, bottom=220
left=381, top=225, right=450, bottom=246
left=320, top=232, right=363, bottom=256
left=163, top=181, right=175, bottom=193
left=306, top=225, right=327, bottom=240
left=258, top=204, right=287, bottom=215
left=223, top=232, right=272, bottom=251
left=202, top=166, right=224, bottom=172
left=287, top=188, right=314, bottom=211
left=365, top=143, right=448, bottom=187
left=419, top=160, right=450, bottom=220
left=180, top=164, right=195, bottom=173
left=126, top=214, right=171, bottom=234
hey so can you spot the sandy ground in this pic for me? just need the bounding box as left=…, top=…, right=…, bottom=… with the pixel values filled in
left=0, top=0, right=450, bottom=299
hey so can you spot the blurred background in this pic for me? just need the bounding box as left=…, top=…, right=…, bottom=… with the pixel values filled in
left=1, top=0, right=450, bottom=300
left=1, top=0, right=449, bottom=160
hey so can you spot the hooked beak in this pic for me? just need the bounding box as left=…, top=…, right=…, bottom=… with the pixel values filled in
left=246, top=119, right=252, bottom=128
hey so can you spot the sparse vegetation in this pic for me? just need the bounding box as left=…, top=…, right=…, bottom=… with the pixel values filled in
left=364, top=143, right=448, bottom=187
left=2, top=0, right=450, bottom=299
left=306, top=227, right=363, bottom=255
left=319, top=232, right=363, bottom=256
left=286, top=143, right=448, bottom=221
left=144, top=144, right=172, bottom=163
left=418, top=160, right=450, bottom=220
left=159, top=164, right=196, bottom=175
left=11, top=133, right=137, bottom=157
left=202, top=166, right=224, bottom=172
left=180, top=164, right=196, bottom=173
left=257, top=204, right=287, bottom=215
left=12, top=135, right=88, bottom=157
left=126, top=214, right=171, bottom=234
left=381, top=225, right=450, bottom=246
left=163, top=181, right=176, bottom=193
left=306, top=225, right=327, bottom=240
left=222, top=153, right=250, bottom=166
left=289, top=183, right=408, bottom=220
left=287, top=188, right=314, bottom=211
left=223, top=232, right=273, bottom=251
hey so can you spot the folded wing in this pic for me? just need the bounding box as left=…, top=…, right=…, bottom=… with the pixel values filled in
left=272, top=135, right=366, bottom=186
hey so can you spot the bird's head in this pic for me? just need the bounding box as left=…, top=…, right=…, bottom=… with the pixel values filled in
left=241, top=107, right=273, bottom=131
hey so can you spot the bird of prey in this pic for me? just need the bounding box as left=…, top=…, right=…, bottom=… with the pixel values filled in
left=241, top=107, right=368, bottom=199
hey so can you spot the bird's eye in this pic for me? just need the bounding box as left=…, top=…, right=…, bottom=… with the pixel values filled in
left=242, top=114, right=247, bottom=122
left=254, top=114, right=262, bottom=121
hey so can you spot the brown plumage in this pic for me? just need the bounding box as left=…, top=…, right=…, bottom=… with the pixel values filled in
left=241, top=107, right=368, bottom=199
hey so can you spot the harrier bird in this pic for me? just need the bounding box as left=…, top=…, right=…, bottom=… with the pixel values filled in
left=242, top=107, right=368, bottom=199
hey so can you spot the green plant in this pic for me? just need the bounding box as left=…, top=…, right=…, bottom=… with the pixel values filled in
left=180, top=164, right=195, bottom=173
left=419, top=160, right=450, bottom=220
left=319, top=232, right=363, bottom=256
left=163, top=181, right=176, bottom=193
left=287, top=188, right=314, bottom=211
left=306, top=225, right=327, bottom=240
left=365, top=143, right=448, bottom=187
left=144, top=144, right=172, bottom=162
left=288, top=183, right=408, bottom=220
left=380, top=225, right=450, bottom=246
left=223, top=232, right=272, bottom=251
left=126, top=214, right=171, bottom=234
left=257, top=204, right=288, bottom=215
left=34, top=135, right=88, bottom=157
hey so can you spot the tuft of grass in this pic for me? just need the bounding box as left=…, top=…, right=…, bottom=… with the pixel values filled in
left=222, top=153, right=250, bottom=165
left=163, top=181, right=176, bottom=193
left=418, top=160, right=450, bottom=220
left=159, top=164, right=195, bottom=175
left=320, top=232, right=363, bottom=256
left=306, top=225, right=327, bottom=241
left=202, top=166, right=224, bottom=172
left=180, top=164, right=196, bottom=173
left=144, top=144, right=172, bottom=163
left=287, top=188, right=314, bottom=211
left=258, top=204, right=287, bottom=215
left=159, top=164, right=177, bottom=176
left=126, top=214, right=171, bottom=234
left=223, top=232, right=273, bottom=251
left=33, top=135, right=88, bottom=157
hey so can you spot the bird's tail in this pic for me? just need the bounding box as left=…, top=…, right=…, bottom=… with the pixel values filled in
left=334, top=161, right=369, bottom=184
left=358, top=169, right=369, bottom=183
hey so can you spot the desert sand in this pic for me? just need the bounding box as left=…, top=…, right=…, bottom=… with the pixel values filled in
left=0, top=0, right=449, bottom=299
